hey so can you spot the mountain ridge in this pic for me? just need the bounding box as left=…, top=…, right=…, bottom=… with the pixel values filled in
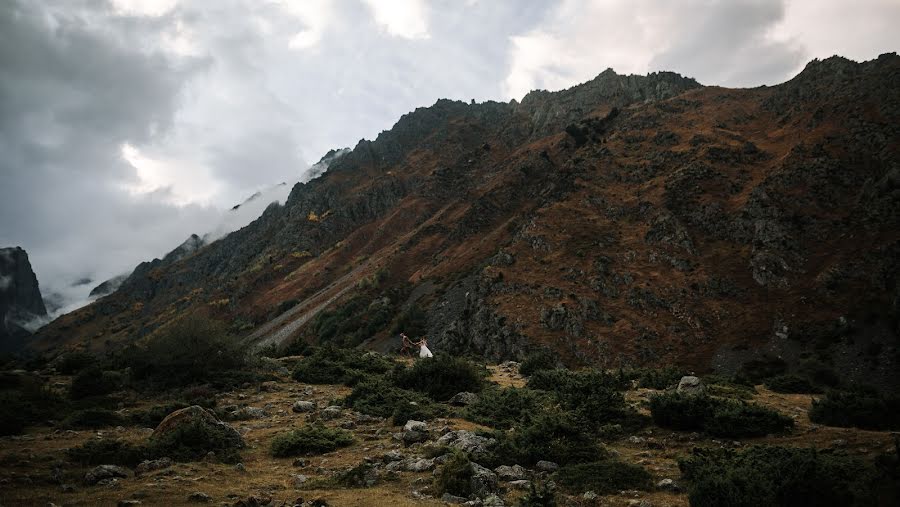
left=31, top=54, right=900, bottom=390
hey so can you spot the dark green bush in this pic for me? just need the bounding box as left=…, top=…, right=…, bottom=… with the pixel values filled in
left=292, top=346, right=394, bottom=386
left=650, top=393, right=793, bottom=438
left=343, top=378, right=439, bottom=424
left=678, top=445, right=880, bottom=507
left=809, top=390, right=900, bottom=430
left=69, top=365, right=122, bottom=399
left=433, top=450, right=474, bottom=497
left=147, top=419, right=243, bottom=463
left=490, top=413, right=603, bottom=466
left=527, top=368, right=628, bottom=393
left=519, top=350, right=560, bottom=377
left=67, top=439, right=147, bottom=467
left=391, top=303, right=428, bottom=339
left=519, top=480, right=557, bottom=507
left=122, top=315, right=248, bottom=389
left=0, top=377, right=66, bottom=435
left=129, top=402, right=193, bottom=428
left=394, top=355, right=486, bottom=401
left=765, top=374, right=821, bottom=394
left=270, top=425, right=354, bottom=457
left=527, top=368, right=636, bottom=431
left=554, top=460, right=651, bottom=494
left=55, top=351, right=97, bottom=374
left=735, top=356, right=787, bottom=384
left=314, top=293, right=397, bottom=347
left=62, top=408, right=126, bottom=429
left=464, top=387, right=548, bottom=430
left=634, top=366, right=685, bottom=390
left=703, top=374, right=758, bottom=400
left=800, top=359, right=841, bottom=388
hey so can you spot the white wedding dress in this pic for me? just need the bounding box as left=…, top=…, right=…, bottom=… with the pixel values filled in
left=419, top=343, right=434, bottom=358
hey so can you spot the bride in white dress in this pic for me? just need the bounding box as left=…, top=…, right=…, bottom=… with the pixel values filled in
left=417, top=337, right=434, bottom=358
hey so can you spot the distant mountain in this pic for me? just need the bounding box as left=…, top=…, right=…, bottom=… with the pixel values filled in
left=0, top=247, right=47, bottom=351
left=34, top=54, right=900, bottom=390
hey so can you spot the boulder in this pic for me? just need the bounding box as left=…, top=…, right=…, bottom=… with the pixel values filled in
left=494, top=464, right=526, bottom=481
left=402, top=458, right=435, bottom=473
left=535, top=460, right=559, bottom=472
left=134, top=458, right=173, bottom=476
left=448, top=392, right=479, bottom=406
left=151, top=406, right=244, bottom=449
left=470, top=463, right=499, bottom=497
left=292, top=401, right=316, bottom=413
left=437, top=430, right=496, bottom=455
left=657, top=478, right=679, bottom=491
left=676, top=376, right=705, bottom=395
left=85, top=465, right=130, bottom=485
left=441, top=492, right=468, bottom=504
left=320, top=406, right=342, bottom=420
left=483, top=494, right=505, bottom=507
left=187, top=491, right=211, bottom=503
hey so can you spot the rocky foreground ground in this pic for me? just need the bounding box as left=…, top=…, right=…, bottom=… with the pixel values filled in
left=0, top=357, right=895, bottom=507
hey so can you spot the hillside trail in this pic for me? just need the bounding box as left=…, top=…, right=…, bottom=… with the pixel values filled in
left=244, top=254, right=389, bottom=351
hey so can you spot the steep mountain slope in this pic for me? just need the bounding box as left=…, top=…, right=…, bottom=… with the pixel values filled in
left=33, top=54, right=900, bottom=389
left=1, top=246, right=47, bottom=351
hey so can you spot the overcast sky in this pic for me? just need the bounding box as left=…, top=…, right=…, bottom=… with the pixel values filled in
left=1, top=0, right=898, bottom=316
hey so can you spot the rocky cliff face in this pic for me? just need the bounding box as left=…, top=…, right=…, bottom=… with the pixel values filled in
left=33, top=55, right=900, bottom=389
left=0, top=247, right=47, bottom=351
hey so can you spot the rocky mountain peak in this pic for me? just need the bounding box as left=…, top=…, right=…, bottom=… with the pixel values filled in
left=0, top=246, right=47, bottom=350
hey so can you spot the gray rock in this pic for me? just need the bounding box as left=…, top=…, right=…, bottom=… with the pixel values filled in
left=583, top=491, right=598, bottom=500
left=292, top=400, right=316, bottom=413
left=508, top=480, right=531, bottom=490
left=117, top=500, right=142, bottom=506
left=152, top=406, right=244, bottom=450
left=535, top=460, right=559, bottom=473
left=437, top=430, right=497, bottom=455
left=320, top=406, right=342, bottom=420
left=676, top=376, right=705, bottom=394
left=482, top=494, right=504, bottom=507
left=402, top=458, right=435, bottom=473
left=134, top=457, right=173, bottom=476
left=403, top=420, right=428, bottom=432
left=292, top=474, right=308, bottom=487
left=441, top=492, right=468, bottom=504
left=187, top=491, right=211, bottom=503
left=494, top=464, right=526, bottom=481
left=448, top=392, right=480, bottom=406
left=657, top=478, right=679, bottom=491
left=85, top=465, right=130, bottom=485
left=383, top=450, right=404, bottom=463
left=469, top=463, right=499, bottom=497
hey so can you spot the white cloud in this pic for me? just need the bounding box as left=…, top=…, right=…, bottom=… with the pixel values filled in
left=109, top=0, right=178, bottom=17
left=362, top=0, right=430, bottom=39
left=120, top=143, right=222, bottom=206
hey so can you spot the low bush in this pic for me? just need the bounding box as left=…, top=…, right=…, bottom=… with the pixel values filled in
left=69, top=365, right=122, bottom=399
left=61, top=408, right=126, bottom=429
left=129, top=402, right=194, bottom=428
left=0, top=377, right=66, bottom=435
left=703, top=374, right=757, bottom=400
left=809, top=390, right=900, bottom=430
left=678, top=445, right=881, bottom=507
left=554, top=460, right=651, bottom=494
left=464, top=387, right=548, bottom=430
left=394, top=355, right=486, bottom=401
left=650, top=392, right=793, bottom=438
left=55, top=351, right=97, bottom=375
left=735, top=356, right=787, bottom=384
left=490, top=413, right=603, bottom=466
left=519, top=480, right=557, bottom=507
left=433, top=450, right=474, bottom=497
left=527, top=368, right=637, bottom=431
left=292, top=346, right=394, bottom=386
left=765, top=374, right=821, bottom=394
left=67, top=439, right=147, bottom=467
left=270, top=425, right=354, bottom=457
left=343, top=378, right=439, bottom=424
left=122, top=315, right=249, bottom=390
left=633, top=366, right=685, bottom=390
left=519, top=350, right=559, bottom=377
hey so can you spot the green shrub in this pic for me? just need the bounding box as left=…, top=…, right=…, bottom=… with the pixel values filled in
left=800, top=359, right=841, bottom=388
left=809, top=390, right=900, bottom=430
left=464, top=387, right=548, bottom=430
left=270, top=425, right=354, bottom=457
left=519, top=350, right=559, bottom=377
left=0, top=378, right=66, bottom=435
left=292, top=346, right=394, bottom=386
left=650, top=392, right=793, bottom=438
left=391, top=304, right=428, bottom=338
left=554, top=460, right=651, bottom=494
left=527, top=368, right=627, bottom=393
left=634, top=366, right=685, bottom=390
left=67, top=439, right=147, bottom=467
left=394, top=355, right=486, bottom=401
left=129, top=402, right=192, bottom=428
left=122, top=315, right=248, bottom=389
left=765, top=374, right=821, bottom=394
left=519, top=480, right=557, bottom=507
left=433, top=450, right=474, bottom=497
left=678, top=445, right=880, bottom=507
left=69, top=365, right=121, bottom=399
left=62, top=408, right=126, bottom=429
left=703, top=374, right=758, bottom=399
left=147, top=419, right=243, bottom=463
left=490, top=413, right=602, bottom=466
left=527, top=368, right=636, bottom=431
left=55, top=351, right=97, bottom=374
left=735, top=356, right=787, bottom=384
left=343, top=378, right=438, bottom=424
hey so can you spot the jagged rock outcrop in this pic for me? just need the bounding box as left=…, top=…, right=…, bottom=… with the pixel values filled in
left=0, top=247, right=46, bottom=351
